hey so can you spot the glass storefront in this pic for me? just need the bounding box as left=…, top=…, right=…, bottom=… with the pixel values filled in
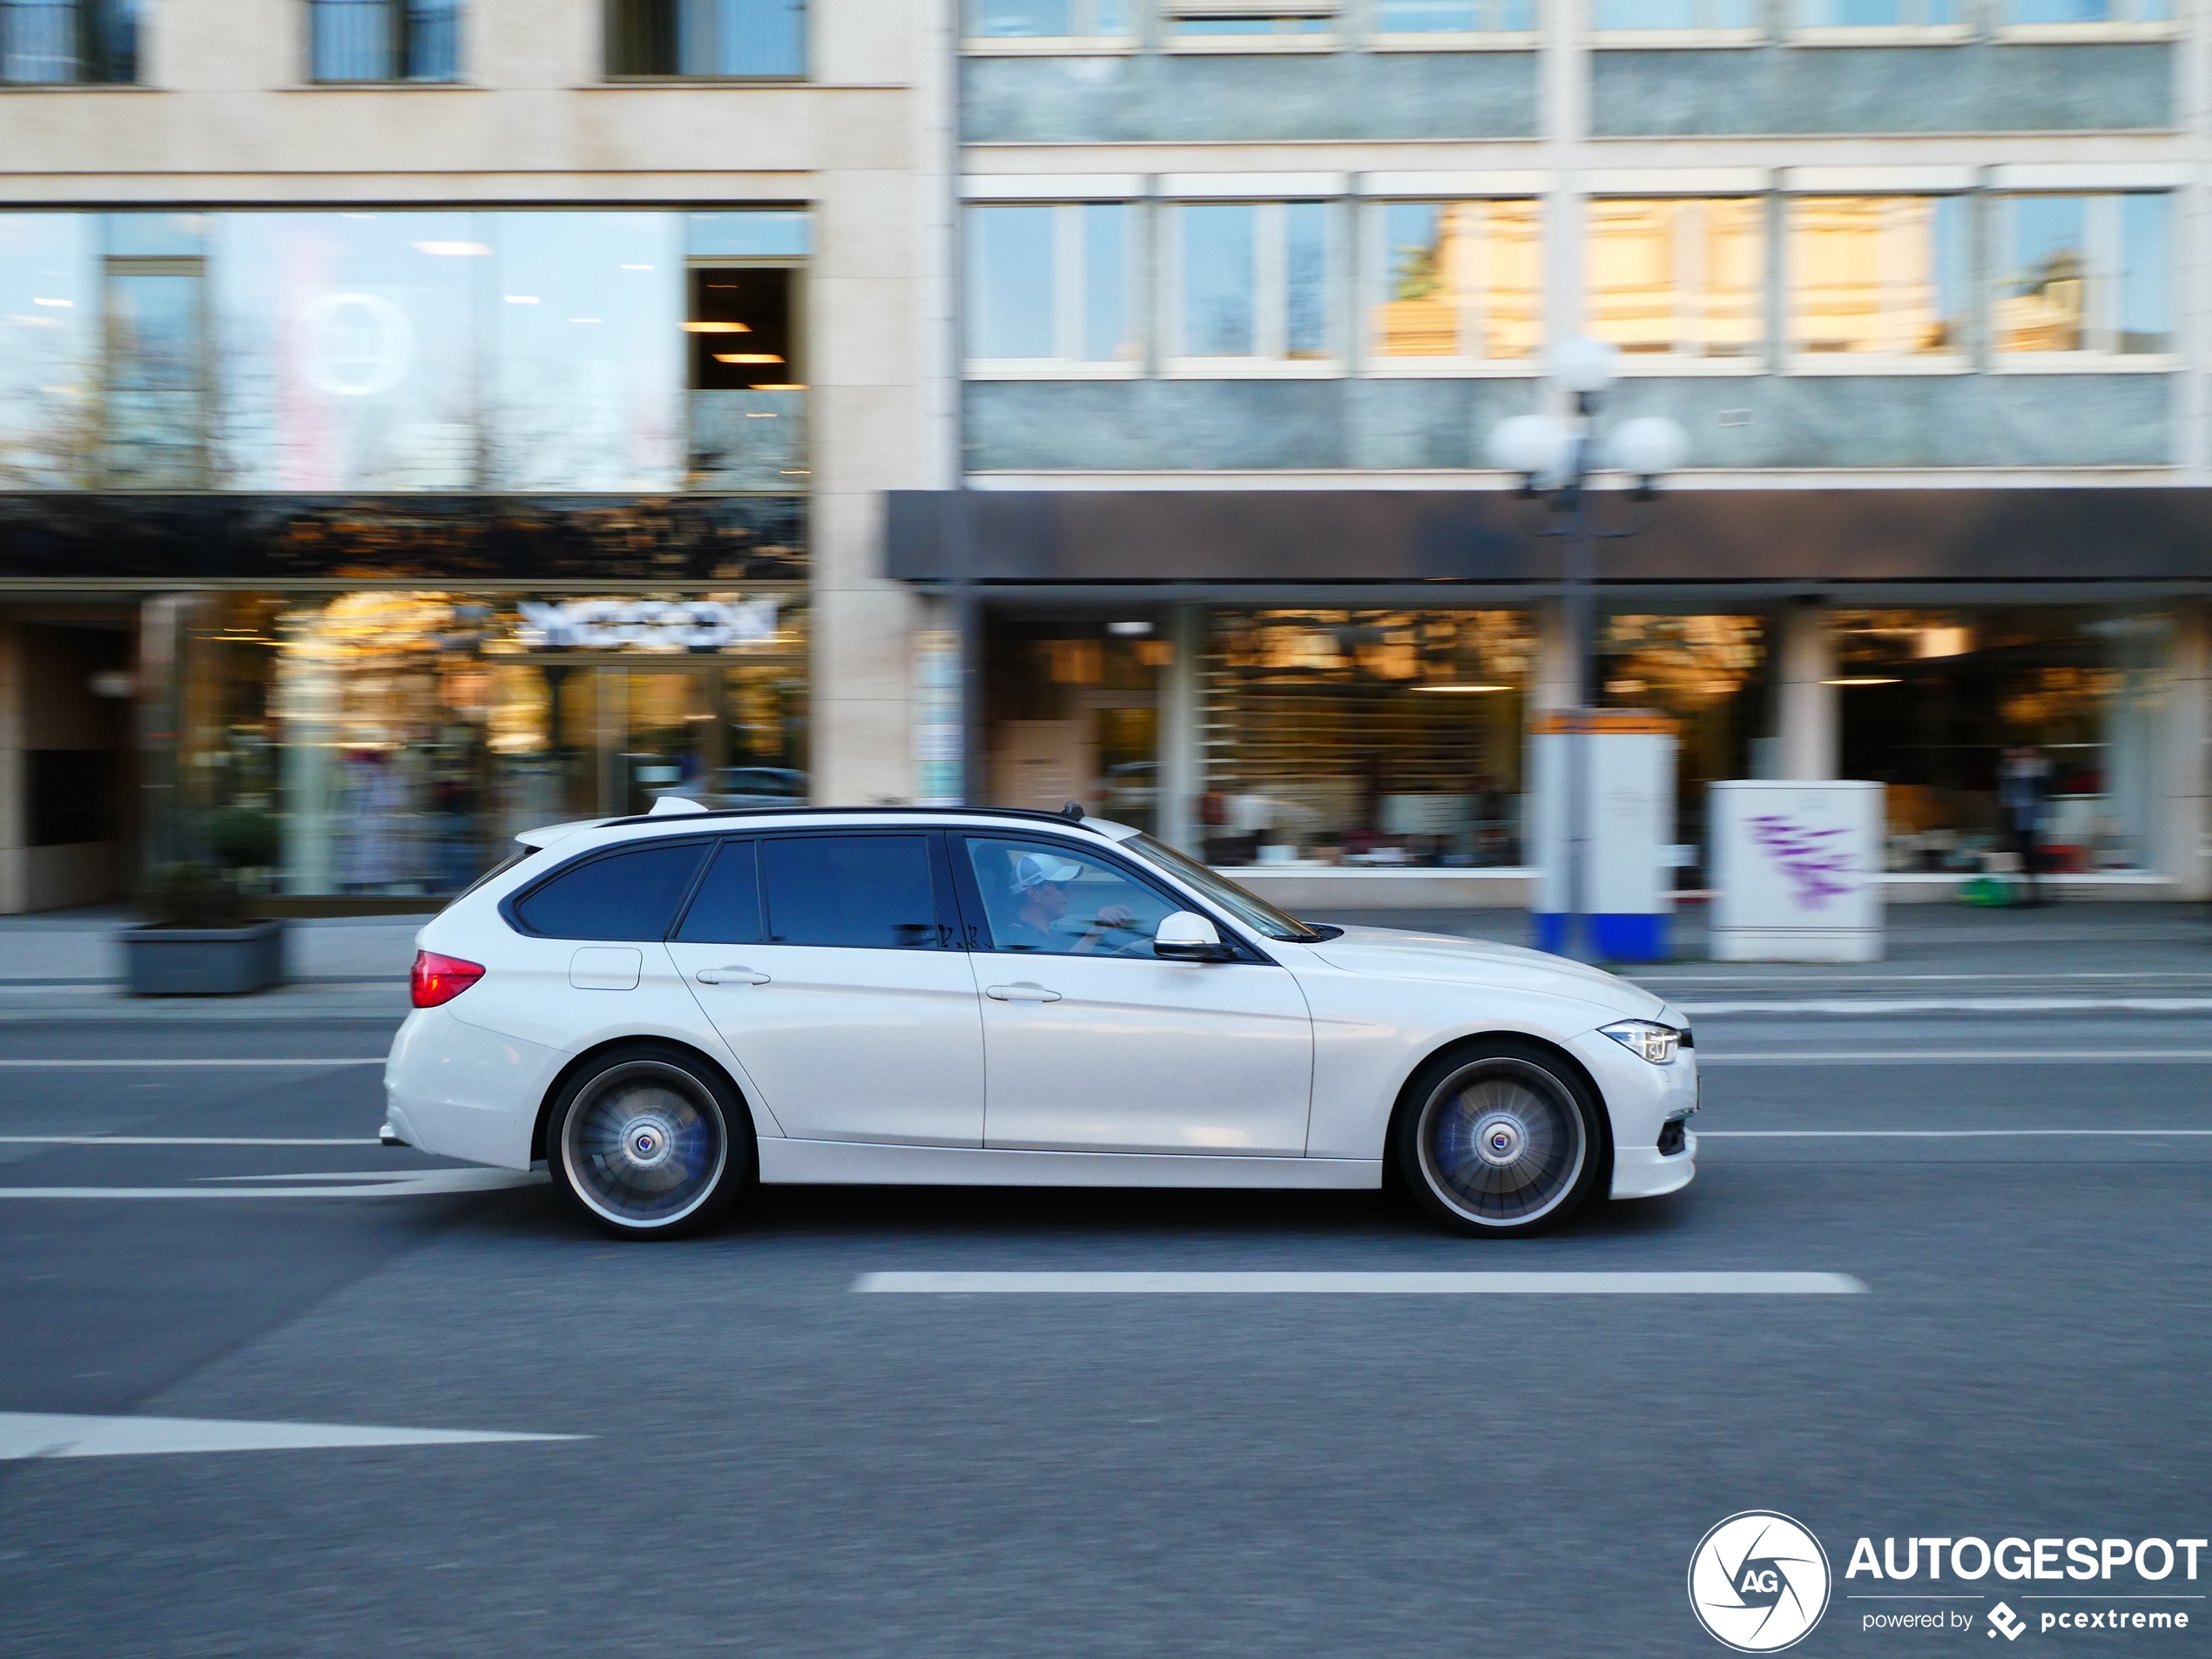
left=1201, top=609, right=1534, bottom=867
left=1833, top=606, right=2168, bottom=872
left=162, top=588, right=808, bottom=898
left=983, top=619, right=1167, bottom=833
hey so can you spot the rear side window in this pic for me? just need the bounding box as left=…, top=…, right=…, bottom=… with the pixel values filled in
left=513, top=841, right=709, bottom=941
left=760, top=834, right=941, bottom=949
left=675, top=840, right=762, bottom=945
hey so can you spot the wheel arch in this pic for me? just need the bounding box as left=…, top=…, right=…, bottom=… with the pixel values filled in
left=530, top=1035, right=765, bottom=1167
left=1382, top=1030, right=1615, bottom=1200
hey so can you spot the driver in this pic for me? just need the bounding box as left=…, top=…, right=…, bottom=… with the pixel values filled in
left=1001, top=852, right=1136, bottom=954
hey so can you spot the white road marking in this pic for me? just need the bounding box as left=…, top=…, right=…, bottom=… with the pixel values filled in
left=1683, top=998, right=2212, bottom=1015
left=1703, top=1129, right=2212, bottom=1138
left=0, top=1058, right=384, bottom=1069
left=1702, top=1050, right=2212, bottom=1064
left=0, top=1170, right=543, bottom=1199
left=0, top=1136, right=381, bottom=1146
left=0, top=1411, right=583, bottom=1460
left=853, top=1271, right=1867, bottom=1295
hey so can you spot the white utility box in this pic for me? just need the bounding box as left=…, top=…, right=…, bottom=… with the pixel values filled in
left=1709, top=780, right=1885, bottom=962
left=1529, top=711, right=1677, bottom=961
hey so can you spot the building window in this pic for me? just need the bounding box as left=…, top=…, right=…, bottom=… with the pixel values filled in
left=965, top=0, right=1130, bottom=37
left=1372, top=0, right=1535, bottom=33
left=1793, top=0, right=1958, bottom=26
left=685, top=212, right=808, bottom=489
left=0, top=213, right=97, bottom=487
left=1785, top=196, right=1966, bottom=367
left=608, top=0, right=806, bottom=77
left=1166, top=2, right=1339, bottom=41
left=1170, top=201, right=1334, bottom=371
left=1592, top=0, right=1755, bottom=32
left=1368, top=199, right=1540, bottom=368
left=1201, top=610, right=1534, bottom=870
left=308, top=0, right=461, bottom=82
left=1997, top=0, right=2170, bottom=27
left=0, top=0, right=137, bottom=84
left=103, top=213, right=209, bottom=488
left=966, top=203, right=1134, bottom=375
left=1993, top=194, right=2171, bottom=361
left=1587, top=199, right=1764, bottom=366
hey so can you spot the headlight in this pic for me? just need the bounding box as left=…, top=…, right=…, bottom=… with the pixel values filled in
left=1601, top=1019, right=1681, bottom=1065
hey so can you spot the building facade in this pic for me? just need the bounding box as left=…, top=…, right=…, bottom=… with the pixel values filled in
left=894, top=0, right=2212, bottom=907
left=3, top=0, right=2209, bottom=913
left=0, top=0, right=953, bottom=911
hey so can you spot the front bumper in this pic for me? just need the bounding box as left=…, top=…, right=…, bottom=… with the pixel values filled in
left=1568, top=1027, right=1699, bottom=1201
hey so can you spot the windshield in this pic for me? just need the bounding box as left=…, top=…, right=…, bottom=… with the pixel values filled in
left=1123, top=833, right=1336, bottom=942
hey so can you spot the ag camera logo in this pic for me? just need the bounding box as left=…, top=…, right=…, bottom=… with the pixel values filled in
left=1689, top=1511, right=1833, bottom=1652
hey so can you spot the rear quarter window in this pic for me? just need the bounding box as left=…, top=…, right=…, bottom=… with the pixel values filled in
left=511, top=841, right=710, bottom=941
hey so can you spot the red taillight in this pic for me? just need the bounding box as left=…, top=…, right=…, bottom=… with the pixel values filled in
left=411, top=950, right=484, bottom=1008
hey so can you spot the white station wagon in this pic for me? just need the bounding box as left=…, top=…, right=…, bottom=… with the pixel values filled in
left=384, top=804, right=1697, bottom=1240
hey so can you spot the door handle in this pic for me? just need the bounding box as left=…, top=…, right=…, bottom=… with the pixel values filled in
left=695, top=967, right=771, bottom=986
left=986, top=983, right=1062, bottom=1002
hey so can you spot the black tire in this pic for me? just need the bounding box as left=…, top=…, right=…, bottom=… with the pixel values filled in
left=1391, top=1041, right=1603, bottom=1238
left=547, top=1042, right=753, bottom=1240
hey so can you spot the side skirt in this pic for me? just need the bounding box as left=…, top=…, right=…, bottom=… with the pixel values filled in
left=757, top=1140, right=1384, bottom=1190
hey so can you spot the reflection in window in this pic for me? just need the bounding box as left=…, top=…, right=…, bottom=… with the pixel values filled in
left=308, top=0, right=461, bottom=82
left=1170, top=13, right=1334, bottom=31
left=687, top=258, right=804, bottom=489
left=2000, top=0, right=2168, bottom=21
left=1994, top=194, right=2170, bottom=358
left=1174, top=202, right=1332, bottom=363
left=966, top=0, right=1129, bottom=35
left=1202, top=610, right=1533, bottom=868
left=608, top=0, right=806, bottom=75
left=1371, top=200, right=1540, bottom=363
left=0, top=0, right=136, bottom=84
left=1787, top=197, right=1966, bottom=358
left=1797, top=0, right=1953, bottom=22
left=1594, top=0, right=1753, bottom=27
left=0, top=214, right=98, bottom=488
left=1588, top=199, right=1764, bottom=361
left=488, top=212, right=683, bottom=490
left=1376, top=0, right=1534, bottom=26
left=212, top=212, right=482, bottom=489
left=104, top=266, right=206, bottom=487
left=967, top=204, right=1132, bottom=367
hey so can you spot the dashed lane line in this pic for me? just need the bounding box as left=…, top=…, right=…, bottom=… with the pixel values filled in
left=853, top=1271, right=1868, bottom=1295
left=0, top=1412, right=583, bottom=1460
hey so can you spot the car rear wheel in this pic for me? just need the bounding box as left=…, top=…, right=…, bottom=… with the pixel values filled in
left=549, top=1045, right=751, bottom=1240
left=1393, top=1042, right=1601, bottom=1237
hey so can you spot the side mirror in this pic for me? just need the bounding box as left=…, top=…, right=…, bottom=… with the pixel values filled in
left=1155, top=910, right=1236, bottom=963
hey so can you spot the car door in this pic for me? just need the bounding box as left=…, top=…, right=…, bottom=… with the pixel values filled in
left=953, top=833, right=1313, bottom=1157
left=664, top=831, right=986, bottom=1147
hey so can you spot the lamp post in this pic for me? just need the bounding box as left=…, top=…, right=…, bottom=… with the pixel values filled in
left=1487, top=341, right=1687, bottom=960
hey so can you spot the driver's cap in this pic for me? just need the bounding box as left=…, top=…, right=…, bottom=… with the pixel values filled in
left=1010, top=852, right=1084, bottom=893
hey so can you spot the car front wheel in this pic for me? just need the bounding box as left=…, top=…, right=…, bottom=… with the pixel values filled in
left=549, top=1045, right=751, bottom=1240
left=1393, top=1042, right=1601, bottom=1237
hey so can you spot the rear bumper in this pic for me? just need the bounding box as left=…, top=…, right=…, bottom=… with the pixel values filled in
left=383, top=1006, right=564, bottom=1171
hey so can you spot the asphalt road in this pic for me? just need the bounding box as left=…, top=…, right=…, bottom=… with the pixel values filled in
left=1, top=1010, right=2208, bottom=1657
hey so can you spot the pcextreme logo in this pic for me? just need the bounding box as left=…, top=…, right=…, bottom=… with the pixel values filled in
left=1689, top=1511, right=1834, bottom=1653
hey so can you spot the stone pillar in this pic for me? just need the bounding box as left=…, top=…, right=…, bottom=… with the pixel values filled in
left=1532, top=598, right=1577, bottom=711
left=1158, top=604, right=1203, bottom=854
left=2161, top=598, right=2211, bottom=898
left=1774, top=602, right=1838, bottom=781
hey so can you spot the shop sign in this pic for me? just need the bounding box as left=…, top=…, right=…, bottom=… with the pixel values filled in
left=516, top=599, right=779, bottom=651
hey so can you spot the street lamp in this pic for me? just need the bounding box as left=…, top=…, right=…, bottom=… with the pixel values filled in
left=1487, top=341, right=1687, bottom=960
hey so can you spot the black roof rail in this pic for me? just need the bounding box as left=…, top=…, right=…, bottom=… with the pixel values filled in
left=598, top=804, right=1114, bottom=832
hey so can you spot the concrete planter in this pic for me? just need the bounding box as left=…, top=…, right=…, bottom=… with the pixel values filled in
left=120, top=920, right=288, bottom=996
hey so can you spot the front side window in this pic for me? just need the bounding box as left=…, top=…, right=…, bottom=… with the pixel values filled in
left=308, top=0, right=461, bottom=82
left=1994, top=194, right=2171, bottom=360
left=963, top=838, right=1181, bottom=957
left=513, top=840, right=711, bottom=940
left=1587, top=198, right=1764, bottom=363
left=0, top=0, right=137, bottom=84
left=1786, top=196, right=1966, bottom=363
left=1370, top=199, right=1540, bottom=366
left=966, top=203, right=1133, bottom=372
left=609, top=0, right=806, bottom=76
left=760, top=834, right=941, bottom=949
left=1171, top=201, right=1333, bottom=368
left=966, top=0, right=1129, bottom=37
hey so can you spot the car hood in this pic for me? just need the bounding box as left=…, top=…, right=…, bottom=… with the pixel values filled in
left=1299, top=926, right=1667, bottom=1021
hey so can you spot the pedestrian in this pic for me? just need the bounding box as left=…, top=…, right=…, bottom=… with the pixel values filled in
left=1998, top=745, right=2053, bottom=907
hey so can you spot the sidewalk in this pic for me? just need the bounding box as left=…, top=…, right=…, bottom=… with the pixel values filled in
left=0, top=900, right=2205, bottom=1021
